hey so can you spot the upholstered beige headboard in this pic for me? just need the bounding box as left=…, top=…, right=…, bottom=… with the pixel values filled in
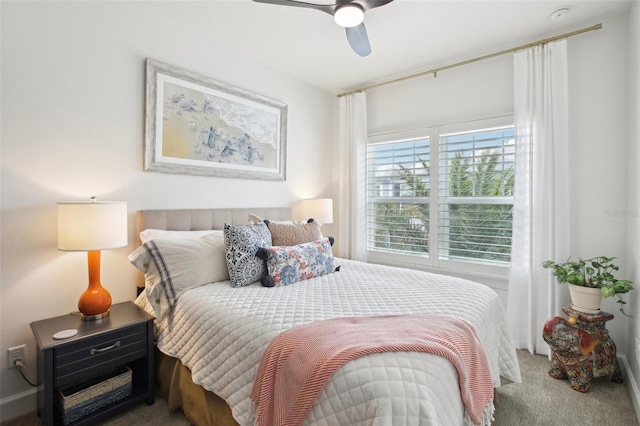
left=135, top=207, right=291, bottom=287
left=136, top=207, right=290, bottom=237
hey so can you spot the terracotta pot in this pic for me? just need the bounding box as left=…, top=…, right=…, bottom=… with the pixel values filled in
left=568, top=284, right=603, bottom=313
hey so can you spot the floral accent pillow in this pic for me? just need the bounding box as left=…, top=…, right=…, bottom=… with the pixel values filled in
left=257, top=238, right=336, bottom=287
left=224, top=222, right=272, bottom=288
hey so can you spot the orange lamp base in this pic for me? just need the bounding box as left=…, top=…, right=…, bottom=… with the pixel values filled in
left=79, top=251, right=112, bottom=321
left=78, top=286, right=111, bottom=321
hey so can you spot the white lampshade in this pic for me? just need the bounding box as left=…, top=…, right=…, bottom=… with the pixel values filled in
left=58, top=200, right=128, bottom=251
left=334, top=4, right=364, bottom=27
left=295, top=198, right=334, bottom=225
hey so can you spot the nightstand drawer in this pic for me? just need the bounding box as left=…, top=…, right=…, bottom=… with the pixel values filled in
left=55, top=324, right=148, bottom=386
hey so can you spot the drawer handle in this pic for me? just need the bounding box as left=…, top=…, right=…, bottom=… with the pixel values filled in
left=90, top=340, right=121, bottom=355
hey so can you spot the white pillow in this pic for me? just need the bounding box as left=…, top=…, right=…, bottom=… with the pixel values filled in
left=139, top=229, right=221, bottom=244
left=129, top=233, right=228, bottom=320
left=247, top=213, right=305, bottom=225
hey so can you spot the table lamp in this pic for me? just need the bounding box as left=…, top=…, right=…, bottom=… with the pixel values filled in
left=295, top=198, right=334, bottom=225
left=58, top=197, right=127, bottom=320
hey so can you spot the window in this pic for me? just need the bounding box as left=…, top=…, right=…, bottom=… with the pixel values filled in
left=366, top=138, right=431, bottom=255
left=366, top=121, right=515, bottom=273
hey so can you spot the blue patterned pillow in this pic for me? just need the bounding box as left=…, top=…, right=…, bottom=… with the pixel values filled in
left=258, top=238, right=335, bottom=287
left=224, top=222, right=272, bottom=287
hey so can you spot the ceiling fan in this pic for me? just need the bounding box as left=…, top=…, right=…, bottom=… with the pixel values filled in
left=252, top=0, right=394, bottom=57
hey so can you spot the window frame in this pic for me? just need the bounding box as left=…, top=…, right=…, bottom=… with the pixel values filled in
left=366, top=116, right=514, bottom=279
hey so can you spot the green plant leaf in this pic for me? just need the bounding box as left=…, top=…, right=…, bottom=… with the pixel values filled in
left=541, top=256, right=633, bottom=316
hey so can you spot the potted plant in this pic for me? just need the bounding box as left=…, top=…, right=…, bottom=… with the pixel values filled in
left=542, top=256, right=634, bottom=316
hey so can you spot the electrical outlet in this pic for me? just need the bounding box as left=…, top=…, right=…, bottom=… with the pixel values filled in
left=7, top=345, right=26, bottom=369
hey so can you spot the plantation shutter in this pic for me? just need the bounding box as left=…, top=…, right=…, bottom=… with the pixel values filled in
left=366, top=138, right=430, bottom=255
left=438, top=126, right=515, bottom=264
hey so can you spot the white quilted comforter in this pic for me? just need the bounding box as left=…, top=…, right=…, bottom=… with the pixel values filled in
left=135, top=258, right=521, bottom=426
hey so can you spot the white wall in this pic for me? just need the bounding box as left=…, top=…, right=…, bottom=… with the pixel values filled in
left=625, top=0, right=640, bottom=419
left=366, top=12, right=632, bottom=348
left=0, top=1, right=336, bottom=420
left=566, top=13, right=631, bottom=349
left=367, top=53, right=514, bottom=136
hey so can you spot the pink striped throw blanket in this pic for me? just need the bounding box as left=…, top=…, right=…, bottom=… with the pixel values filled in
left=250, top=314, right=494, bottom=426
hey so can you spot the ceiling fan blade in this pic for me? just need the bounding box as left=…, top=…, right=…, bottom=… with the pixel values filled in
left=345, top=23, right=371, bottom=57
left=355, top=0, right=394, bottom=12
left=253, top=0, right=395, bottom=14
left=252, top=0, right=334, bottom=15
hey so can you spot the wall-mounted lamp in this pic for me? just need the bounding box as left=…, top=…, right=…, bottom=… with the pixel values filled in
left=58, top=197, right=127, bottom=320
left=294, top=198, right=334, bottom=225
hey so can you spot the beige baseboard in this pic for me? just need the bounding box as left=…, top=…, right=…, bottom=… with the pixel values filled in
left=620, top=355, right=640, bottom=423
left=0, top=388, right=36, bottom=423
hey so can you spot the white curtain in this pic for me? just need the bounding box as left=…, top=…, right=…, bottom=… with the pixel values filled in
left=507, top=40, right=571, bottom=355
left=337, top=92, right=367, bottom=261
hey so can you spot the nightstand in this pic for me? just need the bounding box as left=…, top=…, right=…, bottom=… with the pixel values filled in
left=30, top=301, right=154, bottom=425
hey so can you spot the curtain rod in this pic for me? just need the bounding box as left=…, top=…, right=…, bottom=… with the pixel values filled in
left=337, top=23, right=602, bottom=98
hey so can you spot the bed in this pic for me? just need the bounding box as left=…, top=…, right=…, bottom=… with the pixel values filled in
left=132, top=207, right=521, bottom=426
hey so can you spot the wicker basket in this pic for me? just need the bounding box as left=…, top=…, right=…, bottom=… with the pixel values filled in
left=56, top=365, right=132, bottom=425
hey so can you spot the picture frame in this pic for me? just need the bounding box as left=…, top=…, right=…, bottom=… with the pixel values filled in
left=144, top=59, right=287, bottom=180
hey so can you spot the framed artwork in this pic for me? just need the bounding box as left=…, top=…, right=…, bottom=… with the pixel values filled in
left=144, top=59, right=287, bottom=180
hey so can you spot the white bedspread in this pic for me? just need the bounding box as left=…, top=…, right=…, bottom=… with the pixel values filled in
left=135, top=258, right=521, bottom=426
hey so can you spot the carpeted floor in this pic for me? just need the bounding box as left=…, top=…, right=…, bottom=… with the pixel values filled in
left=1, top=397, right=190, bottom=426
left=493, top=350, right=638, bottom=425
left=3, top=350, right=638, bottom=426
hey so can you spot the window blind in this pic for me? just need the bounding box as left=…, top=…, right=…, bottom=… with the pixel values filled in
left=438, top=126, right=515, bottom=264
left=366, top=138, right=430, bottom=255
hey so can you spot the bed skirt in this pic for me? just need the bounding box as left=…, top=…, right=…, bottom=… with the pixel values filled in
left=156, top=349, right=239, bottom=426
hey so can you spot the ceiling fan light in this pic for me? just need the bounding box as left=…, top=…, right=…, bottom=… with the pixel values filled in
left=334, top=4, right=364, bottom=27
